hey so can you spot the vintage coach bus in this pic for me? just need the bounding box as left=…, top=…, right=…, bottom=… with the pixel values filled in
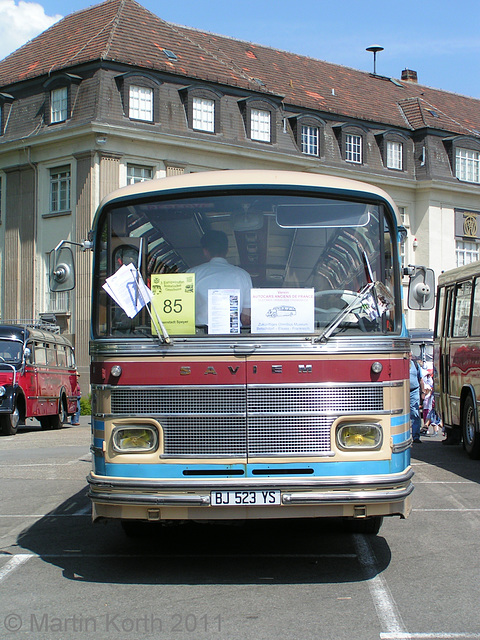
left=434, top=261, right=480, bottom=457
left=51, top=170, right=433, bottom=535
left=0, top=322, right=79, bottom=435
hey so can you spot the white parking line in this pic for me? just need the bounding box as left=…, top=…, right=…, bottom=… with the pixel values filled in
left=0, top=554, right=32, bottom=583
left=413, top=508, right=480, bottom=512
left=353, top=534, right=407, bottom=637
left=381, top=633, right=480, bottom=639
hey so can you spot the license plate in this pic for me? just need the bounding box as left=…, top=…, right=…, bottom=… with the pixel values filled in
left=210, top=490, right=281, bottom=506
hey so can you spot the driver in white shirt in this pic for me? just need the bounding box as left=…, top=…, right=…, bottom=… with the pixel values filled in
left=188, top=230, right=252, bottom=327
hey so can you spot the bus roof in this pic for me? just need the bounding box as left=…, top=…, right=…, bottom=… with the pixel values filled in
left=0, top=324, right=74, bottom=347
left=437, top=260, right=480, bottom=287
left=96, top=169, right=399, bottom=218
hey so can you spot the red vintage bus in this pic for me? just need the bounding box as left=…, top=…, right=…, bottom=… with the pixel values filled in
left=0, top=322, right=79, bottom=435
left=435, top=261, right=480, bottom=456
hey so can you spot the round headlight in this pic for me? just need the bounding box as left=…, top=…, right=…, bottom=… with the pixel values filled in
left=110, top=365, right=122, bottom=377
left=336, top=423, right=383, bottom=450
left=371, top=361, right=383, bottom=374
left=0, top=386, right=6, bottom=397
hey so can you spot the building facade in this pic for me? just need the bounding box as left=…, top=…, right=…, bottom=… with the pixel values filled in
left=1, top=0, right=480, bottom=381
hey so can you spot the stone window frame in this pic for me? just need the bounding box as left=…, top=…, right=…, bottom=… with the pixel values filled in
left=43, top=73, right=82, bottom=125
left=49, top=164, right=71, bottom=215
left=180, top=86, right=222, bottom=134
left=239, top=97, right=278, bottom=144
left=116, top=72, right=162, bottom=124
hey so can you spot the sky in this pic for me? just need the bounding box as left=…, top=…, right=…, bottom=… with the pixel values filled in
left=0, top=0, right=480, bottom=99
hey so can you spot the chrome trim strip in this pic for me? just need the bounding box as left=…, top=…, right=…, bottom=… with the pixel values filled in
left=97, top=381, right=404, bottom=391
left=90, top=336, right=411, bottom=357
left=282, top=482, right=414, bottom=505
left=90, top=492, right=210, bottom=506
left=87, top=468, right=413, bottom=491
left=102, top=410, right=400, bottom=420
left=89, top=482, right=413, bottom=507
left=392, top=437, right=412, bottom=453
left=159, top=451, right=336, bottom=459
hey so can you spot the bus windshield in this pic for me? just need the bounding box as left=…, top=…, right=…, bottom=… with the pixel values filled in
left=94, top=190, right=398, bottom=338
left=0, top=339, right=23, bottom=365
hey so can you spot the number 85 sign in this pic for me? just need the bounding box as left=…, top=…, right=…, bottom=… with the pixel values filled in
left=151, top=273, right=196, bottom=335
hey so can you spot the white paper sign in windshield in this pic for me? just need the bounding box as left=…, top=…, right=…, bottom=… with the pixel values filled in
left=251, top=288, right=314, bottom=333
left=208, top=289, right=241, bottom=334
left=102, top=263, right=152, bottom=318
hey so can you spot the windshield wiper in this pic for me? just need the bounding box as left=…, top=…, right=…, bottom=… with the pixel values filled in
left=314, top=282, right=375, bottom=343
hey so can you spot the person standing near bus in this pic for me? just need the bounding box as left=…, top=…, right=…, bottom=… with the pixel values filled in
left=71, top=373, right=81, bottom=426
left=410, top=354, right=424, bottom=443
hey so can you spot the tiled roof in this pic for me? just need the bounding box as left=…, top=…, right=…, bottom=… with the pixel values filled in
left=1, top=0, right=479, bottom=137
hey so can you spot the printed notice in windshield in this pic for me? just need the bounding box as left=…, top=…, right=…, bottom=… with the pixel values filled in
left=208, top=289, right=241, bottom=334
left=151, top=273, right=196, bottom=335
left=251, top=288, right=314, bottom=333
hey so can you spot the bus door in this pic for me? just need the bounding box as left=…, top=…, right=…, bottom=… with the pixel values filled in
left=24, top=341, right=39, bottom=416
left=437, top=285, right=454, bottom=426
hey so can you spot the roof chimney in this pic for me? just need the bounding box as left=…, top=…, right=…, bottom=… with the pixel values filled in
left=401, top=69, right=418, bottom=83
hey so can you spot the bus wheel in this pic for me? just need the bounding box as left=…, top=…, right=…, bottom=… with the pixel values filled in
left=39, top=417, right=52, bottom=430
left=50, top=398, right=67, bottom=430
left=462, top=395, right=480, bottom=459
left=0, top=406, right=19, bottom=436
left=347, top=516, right=383, bottom=535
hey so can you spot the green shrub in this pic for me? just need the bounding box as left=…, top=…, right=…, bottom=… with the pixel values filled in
left=80, top=395, right=91, bottom=415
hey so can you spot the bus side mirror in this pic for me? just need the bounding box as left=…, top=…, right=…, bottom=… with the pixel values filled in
left=49, top=245, right=76, bottom=292
left=407, top=266, right=435, bottom=310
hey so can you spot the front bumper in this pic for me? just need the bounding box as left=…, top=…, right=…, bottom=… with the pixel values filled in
left=87, top=468, right=414, bottom=522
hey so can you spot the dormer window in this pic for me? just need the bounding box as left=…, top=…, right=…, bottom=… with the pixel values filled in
left=129, top=85, right=153, bottom=122
left=444, top=137, right=480, bottom=184
left=0, top=93, right=13, bottom=136
left=456, top=148, right=480, bottom=183
left=345, top=133, right=362, bottom=163
left=51, top=87, right=68, bottom=123
left=239, top=98, right=277, bottom=144
left=43, top=73, right=81, bottom=125
left=386, top=140, right=403, bottom=170
left=301, top=124, right=319, bottom=156
left=192, top=97, right=215, bottom=132
left=375, top=131, right=407, bottom=171
left=251, top=108, right=271, bottom=142
left=288, top=115, right=324, bottom=157
left=180, top=87, right=221, bottom=134
left=116, top=73, right=161, bottom=124
left=334, top=124, right=367, bottom=165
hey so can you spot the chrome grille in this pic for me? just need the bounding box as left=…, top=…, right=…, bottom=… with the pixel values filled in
left=248, top=416, right=333, bottom=455
left=109, top=384, right=384, bottom=457
left=161, top=416, right=246, bottom=456
left=111, top=386, right=246, bottom=415
left=247, top=385, right=383, bottom=413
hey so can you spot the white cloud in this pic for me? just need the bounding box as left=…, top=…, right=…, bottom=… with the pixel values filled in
left=0, top=0, right=62, bottom=60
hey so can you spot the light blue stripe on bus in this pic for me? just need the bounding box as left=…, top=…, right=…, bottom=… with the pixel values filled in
left=92, top=418, right=105, bottom=431
left=391, top=414, right=409, bottom=427
left=103, top=457, right=410, bottom=479
left=92, top=419, right=106, bottom=474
